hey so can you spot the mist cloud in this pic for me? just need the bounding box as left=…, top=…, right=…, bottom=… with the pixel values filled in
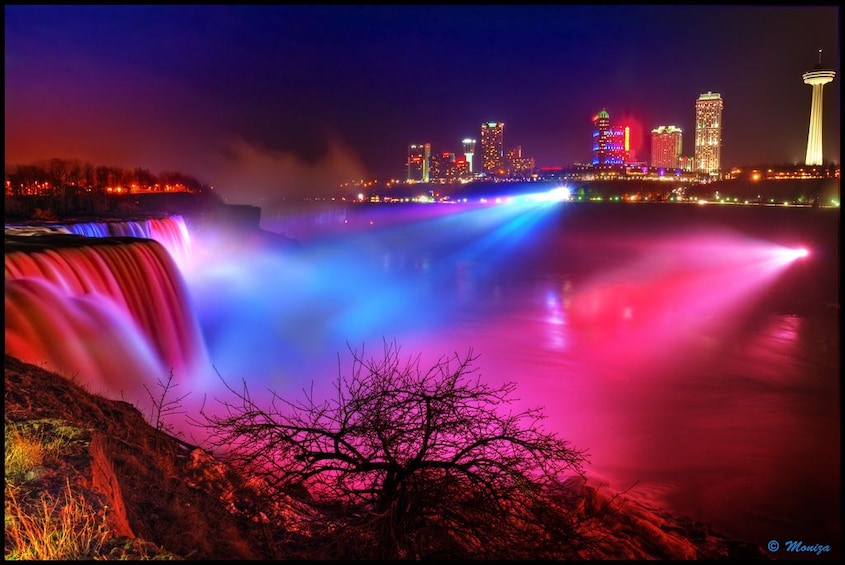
left=208, top=134, right=368, bottom=207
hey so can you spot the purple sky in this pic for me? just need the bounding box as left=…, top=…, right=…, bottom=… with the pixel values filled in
left=4, top=5, right=840, bottom=203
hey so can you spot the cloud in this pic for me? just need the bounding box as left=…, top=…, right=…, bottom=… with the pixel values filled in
left=208, top=134, right=368, bottom=206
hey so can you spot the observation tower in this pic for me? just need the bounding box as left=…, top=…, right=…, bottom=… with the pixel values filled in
left=462, top=138, right=476, bottom=173
left=802, top=49, right=836, bottom=166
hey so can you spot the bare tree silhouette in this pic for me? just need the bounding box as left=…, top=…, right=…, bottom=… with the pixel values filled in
left=200, top=340, right=598, bottom=559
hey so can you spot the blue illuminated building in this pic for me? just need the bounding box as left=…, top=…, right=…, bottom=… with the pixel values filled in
left=592, top=108, right=626, bottom=166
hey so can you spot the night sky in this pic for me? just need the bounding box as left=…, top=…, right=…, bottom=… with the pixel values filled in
left=4, top=4, right=840, bottom=204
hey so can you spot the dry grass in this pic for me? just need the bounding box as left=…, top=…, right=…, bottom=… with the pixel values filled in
left=4, top=427, right=47, bottom=485
left=5, top=479, right=112, bottom=560
left=4, top=419, right=181, bottom=560
left=4, top=421, right=83, bottom=484
left=4, top=422, right=113, bottom=560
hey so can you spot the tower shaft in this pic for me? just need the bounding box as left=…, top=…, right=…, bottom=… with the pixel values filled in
left=801, top=60, right=835, bottom=167
left=804, top=83, right=828, bottom=166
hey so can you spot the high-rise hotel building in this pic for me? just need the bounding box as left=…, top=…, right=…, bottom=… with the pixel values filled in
left=592, top=108, right=626, bottom=166
left=650, top=125, right=683, bottom=169
left=694, top=92, right=723, bottom=176
left=406, top=143, right=431, bottom=182
left=480, top=122, right=505, bottom=176
left=505, top=145, right=535, bottom=175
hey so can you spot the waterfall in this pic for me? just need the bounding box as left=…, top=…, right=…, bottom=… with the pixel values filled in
left=4, top=216, right=208, bottom=410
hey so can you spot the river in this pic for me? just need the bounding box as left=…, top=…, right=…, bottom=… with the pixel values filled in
left=185, top=198, right=840, bottom=557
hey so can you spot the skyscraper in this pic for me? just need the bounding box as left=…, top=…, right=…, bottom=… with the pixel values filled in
left=694, top=92, right=723, bottom=176
left=480, top=122, right=504, bottom=176
left=462, top=139, right=476, bottom=174
left=429, top=152, right=458, bottom=183
left=592, top=109, right=625, bottom=166
left=650, top=125, right=683, bottom=169
left=505, top=146, right=535, bottom=175
left=406, top=143, right=431, bottom=182
left=802, top=50, right=836, bottom=166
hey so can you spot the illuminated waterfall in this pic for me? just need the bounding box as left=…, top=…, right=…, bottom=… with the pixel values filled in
left=4, top=216, right=208, bottom=407
left=6, top=215, right=193, bottom=272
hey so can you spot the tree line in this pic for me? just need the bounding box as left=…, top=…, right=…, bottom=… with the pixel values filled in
left=5, top=158, right=215, bottom=195
left=4, top=158, right=221, bottom=219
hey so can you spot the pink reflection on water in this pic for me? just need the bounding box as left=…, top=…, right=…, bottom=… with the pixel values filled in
left=380, top=217, right=837, bottom=550
left=551, top=227, right=811, bottom=376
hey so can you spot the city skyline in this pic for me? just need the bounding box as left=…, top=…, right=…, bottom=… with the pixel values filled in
left=4, top=5, right=840, bottom=205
